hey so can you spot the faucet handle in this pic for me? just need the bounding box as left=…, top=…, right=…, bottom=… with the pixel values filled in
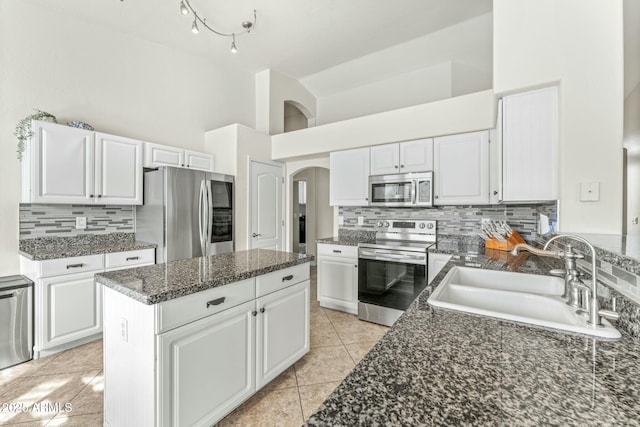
left=549, top=269, right=566, bottom=277
left=598, top=309, right=620, bottom=321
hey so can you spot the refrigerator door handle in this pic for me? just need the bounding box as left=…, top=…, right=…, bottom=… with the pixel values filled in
left=198, top=179, right=206, bottom=256
left=206, top=180, right=213, bottom=256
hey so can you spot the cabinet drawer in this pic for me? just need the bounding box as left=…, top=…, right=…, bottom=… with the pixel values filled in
left=105, top=249, right=155, bottom=270
left=256, top=264, right=310, bottom=298
left=156, top=278, right=255, bottom=334
left=40, top=254, right=104, bottom=278
left=317, top=244, right=357, bottom=258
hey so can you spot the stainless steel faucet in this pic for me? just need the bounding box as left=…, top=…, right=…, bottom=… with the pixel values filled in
left=511, top=235, right=618, bottom=328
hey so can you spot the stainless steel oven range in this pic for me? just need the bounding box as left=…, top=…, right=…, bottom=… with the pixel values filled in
left=358, top=219, right=436, bottom=326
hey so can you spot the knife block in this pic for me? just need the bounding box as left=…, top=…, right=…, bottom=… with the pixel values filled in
left=484, top=230, right=526, bottom=252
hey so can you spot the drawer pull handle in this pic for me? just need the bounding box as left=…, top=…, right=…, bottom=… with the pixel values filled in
left=260, top=307, right=265, bottom=313
left=126, top=256, right=140, bottom=261
left=0, top=293, right=16, bottom=300
left=332, top=249, right=342, bottom=254
left=206, top=297, right=226, bottom=308
left=66, top=263, right=85, bottom=269
left=282, top=275, right=294, bottom=282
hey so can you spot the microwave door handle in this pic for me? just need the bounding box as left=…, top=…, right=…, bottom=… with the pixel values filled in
left=412, top=180, right=417, bottom=205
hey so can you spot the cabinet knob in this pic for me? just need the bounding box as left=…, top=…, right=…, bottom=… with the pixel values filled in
left=394, top=165, right=398, bottom=168
left=493, top=190, right=499, bottom=196
left=252, top=311, right=257, bottom=316
left=181, top=164, right=185, bottom=167
left=260, top=307, right=265, bottom=314
left=354, top=265, right=357, bottom=268
left=435, top=195, right=439, bottom=199
left=89, top=194, right=94, bottom=198
left=97, top=194, right=102, bottom=198
left=401, top=164, right=405, bottom=168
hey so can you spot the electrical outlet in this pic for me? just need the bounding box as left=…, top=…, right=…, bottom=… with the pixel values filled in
left=357, top=216, right=365, bottom=226
left=338, top=215, right=344, bottom=226
left=481, top=218, right=491, bottom=226
left=121, top=318, right=128, bottom=343
left=75, top=216, right=87, bottom=229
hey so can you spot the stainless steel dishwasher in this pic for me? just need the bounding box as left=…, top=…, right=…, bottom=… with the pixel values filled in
left=0, top=276, right=33, bottom=369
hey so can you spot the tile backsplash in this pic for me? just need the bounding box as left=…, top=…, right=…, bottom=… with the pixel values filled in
left=20, top=204, right=134, bottom=239
left=339, top=203, right=557, bottom=242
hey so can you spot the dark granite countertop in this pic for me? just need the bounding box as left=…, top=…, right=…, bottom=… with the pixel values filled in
left=19, top=233, right=156, bottom=261
left=95, top=249, right=313, bottom=305
left=308, top=250, right=640, bottom=426
left=316, top=236, right=374, bottom=247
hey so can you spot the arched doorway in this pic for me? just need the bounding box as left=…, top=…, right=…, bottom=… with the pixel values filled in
left=284, top=101, right=314, bottom=133
left=291, top=167, right=332, bottom=256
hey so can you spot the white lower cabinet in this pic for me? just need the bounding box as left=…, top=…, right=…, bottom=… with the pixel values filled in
left=158, top=300, right=256, bottom=427
left=20, top=248, right=155, bottom=358
left=317, top=244, right=358, bottom=314
left=256, top=281, right=309, bottom=389
left=428, top=253, right=453, bottom=284
left=40, top=271, right=102, bottom=350
left=103, top=263, right=310, bottom=427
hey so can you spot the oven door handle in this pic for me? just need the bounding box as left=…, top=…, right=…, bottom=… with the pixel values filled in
left=359, top=251, right=426, bottom=265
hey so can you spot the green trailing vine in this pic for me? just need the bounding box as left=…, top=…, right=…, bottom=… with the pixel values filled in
left=14, top=109, right=57, bottom=161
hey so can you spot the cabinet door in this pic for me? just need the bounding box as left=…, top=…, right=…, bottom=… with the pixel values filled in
left=502, top=86, right=558, bottom=201
left=31, top=121, right=94, bottom=204
left=370, top=143, right=399, bottom=175
left=256, top=281, right=309, bottom=390
left=39, top=272, right=102, bottom=350
left=329, top=147, right=370, bottom=206
left=428, top=253, right=453, bottom=284
left=317, top=256, right=358, bottom=313
left=144, top=142, right=184, bottom=168
left=400, top=138, right=433, bottom=173
left=185, top=150, right=214, bottom=172
left=95, top=133, right=143, bottom=205
left=433, top=131, right=489, bottom=205
left=158, top=300, right=255, bottom=427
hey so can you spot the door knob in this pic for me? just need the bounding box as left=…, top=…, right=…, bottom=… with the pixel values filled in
left=252, top=233, right=261, bottom=238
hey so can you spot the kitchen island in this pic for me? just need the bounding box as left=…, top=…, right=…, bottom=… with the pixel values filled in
left=308, top=250, right=640, bottom=426
left=95, top=249, right=313, bottom=427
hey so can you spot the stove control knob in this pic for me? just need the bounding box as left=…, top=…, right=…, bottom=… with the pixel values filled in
left=427, top=223, right=434, bottom=230
left=377, top=221, right=383, bottom=227
left=384, top=221, right=390, bottom=227
left=418, top=223, right=426, bottom=229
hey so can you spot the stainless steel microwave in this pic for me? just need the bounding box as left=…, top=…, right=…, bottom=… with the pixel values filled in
left=369, top=172, right=433, bottom=207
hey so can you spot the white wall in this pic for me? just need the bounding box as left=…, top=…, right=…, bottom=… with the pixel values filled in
left=625, top=83, right=640, bottom=234
left=204, top=124, right=272, bottom=251
left=272, top=90, right=495, bottom=160
left=0, top=2, right=255, bottom=276
left=493, top=0, right=624, bottom=234
left=255, top=69, right=317, bottom=135
left=316, top=62, right=453, bottom=125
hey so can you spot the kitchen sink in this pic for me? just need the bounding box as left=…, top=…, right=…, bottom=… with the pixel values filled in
left=428, top=266, right=621, bottom=339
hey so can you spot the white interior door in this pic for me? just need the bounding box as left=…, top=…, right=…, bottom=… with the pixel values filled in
left=249, top=159, right=284, bottom=250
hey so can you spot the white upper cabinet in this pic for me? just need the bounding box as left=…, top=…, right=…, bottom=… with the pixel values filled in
left=370, top=144, right=400, bottom=175
left=23, top=121, right=144, bottom=205
left=95, top=133, right=143, bottom=204
left=144, top=142, right=214, bottom=172
left=144, top=142, right=183, bottom=168
left=370, top=139, right=433, bottom=175
left=399, top=139, right=434, bottom=173
left=433, top=131, right=490, bottom=205
left=184, top=150, right=214, bottom=171
left=501, top=86, right=558, bottom=202
left=330, top=147, right=370, bottom=206
left=24, top=121, right=94, bottom=204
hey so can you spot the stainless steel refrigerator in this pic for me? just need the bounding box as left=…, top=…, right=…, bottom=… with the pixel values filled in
left=136, top=167, right=234, bottom=263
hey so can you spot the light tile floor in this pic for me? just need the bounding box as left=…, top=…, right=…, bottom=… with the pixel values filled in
left=0, top=267, right=388, bottom=426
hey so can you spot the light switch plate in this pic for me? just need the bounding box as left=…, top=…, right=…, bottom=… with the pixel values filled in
left=580, top=182, right=600, bottom=202
left=75, top=216, right=87, bottom=229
